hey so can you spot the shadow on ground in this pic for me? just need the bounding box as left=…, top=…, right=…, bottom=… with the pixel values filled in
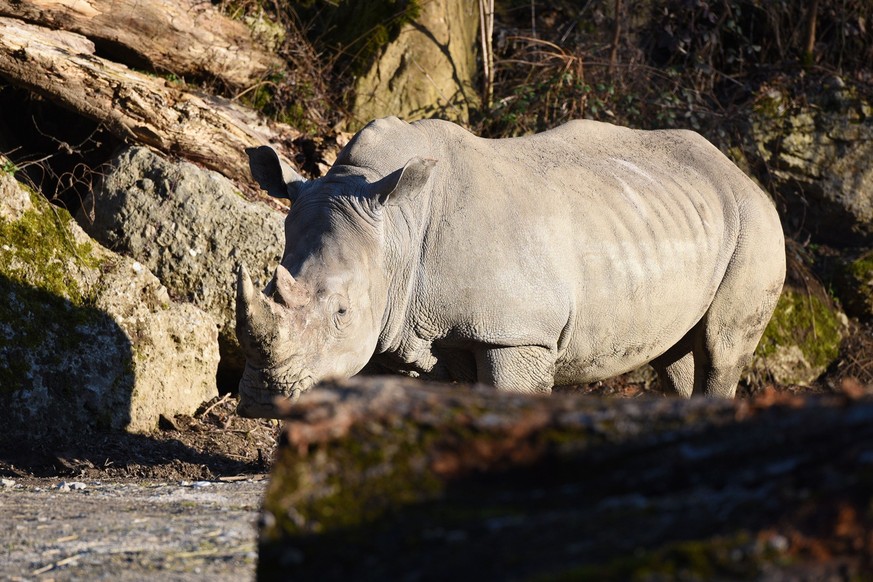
left=0, top=395, right=280, bottom=481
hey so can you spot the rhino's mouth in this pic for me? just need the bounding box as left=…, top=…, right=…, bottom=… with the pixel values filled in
left=236, top=363, right=315, bottom=418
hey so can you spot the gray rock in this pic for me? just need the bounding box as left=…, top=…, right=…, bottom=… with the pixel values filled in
left=78, top=147, right=285, bottom=379
left=0, top=170, right=219, bottom=437
left=751, top=87, right=873, bottom=246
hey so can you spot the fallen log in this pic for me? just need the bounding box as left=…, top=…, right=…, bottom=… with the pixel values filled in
left=259, top=377, right=873, bottom=580
left=0, top=16, right=298, bottom=185
left=0, top=0, right=282, bottom=89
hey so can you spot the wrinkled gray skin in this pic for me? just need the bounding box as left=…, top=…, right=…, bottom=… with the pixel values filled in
left=236, top=117, right=786, bottom=418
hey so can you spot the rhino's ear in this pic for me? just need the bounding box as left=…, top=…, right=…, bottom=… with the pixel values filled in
left=367, top=157, right=437, bottom=207
left=245, top=146, right=307, bottom=202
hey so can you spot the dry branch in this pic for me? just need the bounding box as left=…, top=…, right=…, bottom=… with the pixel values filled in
left=0, top=16, right=298, bottom=184
left=0, top=0, right=282, bottom=89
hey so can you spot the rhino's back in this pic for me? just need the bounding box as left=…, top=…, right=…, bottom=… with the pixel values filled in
left=410, top=119, right=774, bottom=381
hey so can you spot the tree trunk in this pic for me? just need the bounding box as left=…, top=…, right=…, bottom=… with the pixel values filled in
left=259, top=377, right=873, bottom=580
left=350, top=0, right=480, bottom=129
left=0, top=0, right=281, bottom=89
left=0, top=17, right=298, bottom=185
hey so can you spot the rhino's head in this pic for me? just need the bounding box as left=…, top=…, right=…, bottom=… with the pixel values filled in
left=235, top=145, right=435, bottom=417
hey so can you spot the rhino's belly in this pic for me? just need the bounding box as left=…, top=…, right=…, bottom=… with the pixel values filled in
left=553, top=315, right=699, bottom=385
left=552, top=250, right=724, bottom=384
left=553, top=339, right=674, bottom=385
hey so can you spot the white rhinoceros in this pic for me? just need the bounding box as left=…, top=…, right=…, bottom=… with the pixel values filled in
left=235, top=116, right=785, bottom=417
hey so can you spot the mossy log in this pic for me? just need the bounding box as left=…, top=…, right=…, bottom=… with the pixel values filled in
left=0, top=0, right=281, bottom=89
left=259, top=377, right=873, bottom=580
left=0, top=16, right=297, bottom=184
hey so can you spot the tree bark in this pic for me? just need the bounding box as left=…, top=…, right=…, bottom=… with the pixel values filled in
left=350, top=0, right=480, bottom=128
left=259, top=377, right=873, bottom=580
left=0, top=17, right=298, bottom=185
left=0, top=0, right=282, bottom=89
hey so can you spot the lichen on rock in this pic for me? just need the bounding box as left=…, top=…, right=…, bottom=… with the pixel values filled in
left=750, top=81, right=873, bottom=247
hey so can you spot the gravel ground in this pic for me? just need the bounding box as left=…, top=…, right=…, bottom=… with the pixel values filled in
left=0, top=477, right=267, bottom=581
left=0, top=396, right=278, bottom=581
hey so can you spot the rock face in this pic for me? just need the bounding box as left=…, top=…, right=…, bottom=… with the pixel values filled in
left=259, top=376, right=873, bottom=580
left=350, top=0, right=479, bottom=127
left=79, top=146, right=285, bottom=382
left=0, top=168, right=219, bottom=437
left=752, top=85, right=873, bottom=247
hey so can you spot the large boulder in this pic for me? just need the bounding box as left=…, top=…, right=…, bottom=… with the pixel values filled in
left=0, top=167, right=218, bottom=438
left=79, top=146, right=285, bottom=384
left=349, top=0, right=479, bottom=127
left=751, top=81, right=873, bottom=247
left=259, top=376, right=873, bottom=580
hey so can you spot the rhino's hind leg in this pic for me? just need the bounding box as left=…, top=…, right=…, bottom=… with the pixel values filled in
left=658, top=287, right=778, bottom=399
left=696, top=210, right=785, bottom=397
left=698, top=295, right=779, bottom=398
left=652, top=350, right=696, bottom=398
left=475, top=345, right=555, bottom=394
left=651, top=323, right=704, bottom=398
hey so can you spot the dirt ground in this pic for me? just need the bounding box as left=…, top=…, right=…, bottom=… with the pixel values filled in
left=0, top=396, right=280, bottom=580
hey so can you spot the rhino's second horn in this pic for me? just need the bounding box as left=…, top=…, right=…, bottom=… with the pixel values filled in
left=236, top=263, right=282, bottom=366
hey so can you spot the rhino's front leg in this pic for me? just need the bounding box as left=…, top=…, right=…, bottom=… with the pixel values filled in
left=475, top=346, right=555, bottom=394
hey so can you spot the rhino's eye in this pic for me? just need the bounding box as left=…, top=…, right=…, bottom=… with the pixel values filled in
left=330, top=295, right=351, bottom=329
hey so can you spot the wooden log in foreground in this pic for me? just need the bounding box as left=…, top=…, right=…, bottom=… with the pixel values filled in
left=259, top=377, right=873, bottom=580
left=0, top=0, right=282, bottom=89
left=0, top=17, right=298, bottom=184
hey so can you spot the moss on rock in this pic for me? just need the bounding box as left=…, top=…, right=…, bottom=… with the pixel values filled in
left=548, top=532, right=778, bottom=581
left=835, top=250, right=873, bottom=320
left=0, top=187, right=101, bottom=304
left=0, top=179, right=110, bottom=399
left=755, top=288, right=844, bottom=385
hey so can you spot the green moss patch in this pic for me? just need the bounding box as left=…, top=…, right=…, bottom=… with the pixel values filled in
left=546, top=532, right=788, bottom=581
left=756, top=288, right=843, bottom=373
left=0, top=190, right=100, bottom=304
left=837, top=251, right=873, bottom=320
left=262, top=420, right=447, bottom=539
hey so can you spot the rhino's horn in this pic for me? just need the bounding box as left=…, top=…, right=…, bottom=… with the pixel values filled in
left=274, top=264, right=309, bottom=308
left=236, top=263, right=279, bottom=358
